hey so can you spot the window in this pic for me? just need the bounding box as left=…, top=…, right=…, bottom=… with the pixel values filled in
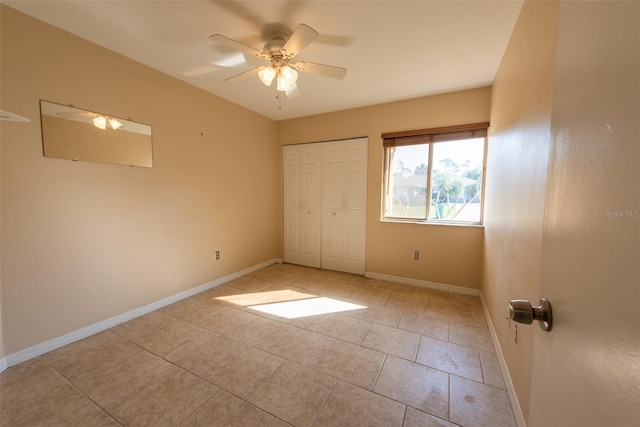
left=382, top=122, right=488, bottom=225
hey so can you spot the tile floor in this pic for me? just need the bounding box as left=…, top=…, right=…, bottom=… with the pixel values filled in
left=0, top=263, right=516, bottom=426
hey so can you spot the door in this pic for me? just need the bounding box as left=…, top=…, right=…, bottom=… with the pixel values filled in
left=283, top=143, right=322, bottom=268
left=322, top=138, right=367, bottom=274
left=528, top=3, right=639, bottom=425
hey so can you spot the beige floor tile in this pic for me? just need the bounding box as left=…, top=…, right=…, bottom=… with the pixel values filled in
left=249, top=361, right=337, bottom=427
left=472, top=307, right=488, bottom=324
left=427, top=300, right=475, bottom=323
left=315, top=340, right=386, bottom=390
left=314, top=381, right=405, bottom=427
left=315, top=313, right=372, bottom=344
left=397, top=311, right=449, bottom=341
left=164, top=332, right=246, bottom=375
left=376, top=281, right=414, bottom=293
left=197, top=306, right=262, bottom=336
left=201, top=345, right=284, bottom=399
left=44, top=399, right=121, bottom=426
left=69, top=350, right=179, bottom=410
left=373, top=356, right=449, bottom=419
left=279, top=312, right=334, bottom=331
left=230, top=316, right=295, bottom=350
left=449, top=322, right=495, bottom=352
left=179, top=389, right=273, bottom=426
left=224, top=275, right=280, bottom=291
left=480, top=350, right=506, bottom=389
left=344, top=304, right=403, bottom=327
left=417, top=336, right=483, bottom=382
left=195, top=285, right=251, bottom=301
left=291, top=276, right=327, bottom=292
left=449, top=293, right=483, bottom=308
left=159, top=297, right=228, bottom=324
left=110, top=311, right=211, bottom=356
left=355, top=278, right=383, bottom=288
left=249, top=266, right=304, bottom=285
left=1, top=265, right=512, bottom=427
left=267, top=418, right=294, bottom=427
left=318, top=282, right=358, bottom=298
left=449, top=375, right=516, bottom=427
left=350, top=287, right=391, bottom=305
left=216, top=286, right=315, bottom=309
left=412, top=287, right=452, bottom=303
left=402, top=407, right=457, bottom=427
left=41, top=331, right=142, bottom=380
left=361, top=324, right=420, bottom=361
left=0, top=358, right=88, bottom=426
left=267, top=328, right=335, bottom=367
left=385, top=294, right=431, bottom=311
left=110, top=368, right=217, bottom=426
left=282, top=264, right=329, bottom=279
left=322, top=271, right=361, bottom=285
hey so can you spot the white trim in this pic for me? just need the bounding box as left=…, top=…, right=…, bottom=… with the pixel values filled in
left=4, top=258, right=282, bottom=369
left=364, top=271, right=481, bottom=296
left=480, top=294, right=526, bottom=427
left=0, top=357, right=7, bottom=373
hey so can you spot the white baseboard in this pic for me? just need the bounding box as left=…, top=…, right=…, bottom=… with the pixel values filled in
left=2, top=258, right=282, bottom=371
left=480, top=294, right=526, bottom=427
left=364, top=271, right=481, bottom=297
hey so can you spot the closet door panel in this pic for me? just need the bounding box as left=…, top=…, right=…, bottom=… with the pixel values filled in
left=342, top=139, right=367, bottom=274
left=283, top=144, right=322, bottom=268
left=321, top=138, right=367, bottom=274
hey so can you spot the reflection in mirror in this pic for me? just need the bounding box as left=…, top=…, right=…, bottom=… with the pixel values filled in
left=40, top=100, right=153, bottom=168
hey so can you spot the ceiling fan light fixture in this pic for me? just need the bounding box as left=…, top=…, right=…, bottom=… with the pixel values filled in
left=108, top=118, right=123, bottom=130
left=258, top=66, right=276, bottom=86
left=277, top=65, right=298, bottom=91
left=92, top=115, right=107, bottom=129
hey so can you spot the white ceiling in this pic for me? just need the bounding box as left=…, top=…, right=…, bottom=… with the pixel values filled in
left=5, top=1, right=523, bottom=121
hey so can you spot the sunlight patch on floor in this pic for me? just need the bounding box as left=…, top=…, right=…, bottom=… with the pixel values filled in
left=248, top=297, right=367, bottom=319
left=215, top=289, right=316, bottom=307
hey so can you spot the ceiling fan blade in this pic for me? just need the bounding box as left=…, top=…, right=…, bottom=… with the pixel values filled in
left=291, top=61, right=347, bottom=80
left=224, top=67, right=260, bottom=82
left=282, top=24, right=319, bottom=59
left=285, top=83, right=300, bottom=99
left=209, top=34, right=265, bottom=59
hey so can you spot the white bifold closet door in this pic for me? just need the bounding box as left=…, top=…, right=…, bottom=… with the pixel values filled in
left=283, top=137, right=367, bottom=275
left=321, top=138, right=367, bottom=274
left=283, top=143, right=322, bottom=268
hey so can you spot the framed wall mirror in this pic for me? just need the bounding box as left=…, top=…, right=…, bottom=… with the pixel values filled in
left=40, top=100, right=153, bottom=168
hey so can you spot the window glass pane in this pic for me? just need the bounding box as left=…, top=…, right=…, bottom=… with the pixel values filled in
left=429, top=137, right=484, bottom=222
left=386, top=145, right=429, bottom=219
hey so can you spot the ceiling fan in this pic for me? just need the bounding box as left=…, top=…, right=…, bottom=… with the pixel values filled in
left=209, top=24, right=347, bottom=100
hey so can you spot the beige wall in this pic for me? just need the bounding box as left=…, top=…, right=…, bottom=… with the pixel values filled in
left=278, top=88, right=490, bottom=289
left=483, top=0, right=560, bottom=422
left=0, top=6, right=279, bottom=355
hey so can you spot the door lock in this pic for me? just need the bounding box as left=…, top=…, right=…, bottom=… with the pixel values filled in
left=508, top=299, right=553, bottom=332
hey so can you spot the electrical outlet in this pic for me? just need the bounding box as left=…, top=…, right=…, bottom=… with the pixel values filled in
left=215, top=250, right=220, bottom=260
left=412, top=250, right=420, bottom=260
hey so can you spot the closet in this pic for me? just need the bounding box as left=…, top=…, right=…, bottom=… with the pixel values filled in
left=283, top=137, right=367, bottom=275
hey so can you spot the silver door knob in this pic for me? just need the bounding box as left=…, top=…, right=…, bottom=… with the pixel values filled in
left=509, top=299, right=553, bottom=331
